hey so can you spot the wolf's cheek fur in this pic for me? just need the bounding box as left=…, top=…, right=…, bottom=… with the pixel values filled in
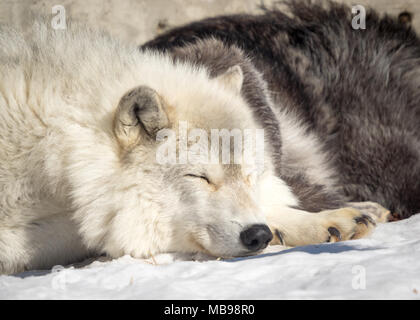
left=152, top=176, right=267, bottom=258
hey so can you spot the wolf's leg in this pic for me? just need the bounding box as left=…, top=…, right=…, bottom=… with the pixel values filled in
left=0, top=215, right=91, bottom=275
left=259, top=175, right=377, bottom=247
left=264, top=205, right=376, bottom=247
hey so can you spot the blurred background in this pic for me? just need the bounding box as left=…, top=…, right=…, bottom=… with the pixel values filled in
left=0, top=0, right=418, bottom=44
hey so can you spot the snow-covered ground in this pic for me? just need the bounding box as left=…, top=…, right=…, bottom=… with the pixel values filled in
left=1, top=215, right=420, bottom=299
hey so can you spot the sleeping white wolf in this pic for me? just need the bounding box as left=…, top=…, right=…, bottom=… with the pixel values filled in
left=0, top=6, right=399, bottom=274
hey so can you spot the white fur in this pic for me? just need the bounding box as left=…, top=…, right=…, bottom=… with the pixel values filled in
left=0, top=20, right=374, bottom=275
left=274, top=107, right=339, bottom=190
left=0, top=20, right=291, bottom=274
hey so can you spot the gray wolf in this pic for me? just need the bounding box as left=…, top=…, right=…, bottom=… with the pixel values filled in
left=1, top=1, right=410, bottom=274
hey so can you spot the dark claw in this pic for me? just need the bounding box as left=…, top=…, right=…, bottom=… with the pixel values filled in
left=364, top=214, right=376, bottom=226
left=355, top=214, right=376, bottom=226
left=354, top=216, right=368, bottom=226
left=275, top=229, right=285, bottom=246
left=328, top=227, right=342, bottom=241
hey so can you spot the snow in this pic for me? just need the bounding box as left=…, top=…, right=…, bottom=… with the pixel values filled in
left=1, top=215, right=420, bottom=299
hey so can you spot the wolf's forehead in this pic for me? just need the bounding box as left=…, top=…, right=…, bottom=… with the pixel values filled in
left=161, top=90, right=254, bottom=130
left=174, top=112, right=252, bottom=133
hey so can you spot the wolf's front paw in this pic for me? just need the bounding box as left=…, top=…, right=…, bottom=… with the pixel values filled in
left=266, top=206, right=378, bottom=248
left=319, top=207, right=376, bottom=242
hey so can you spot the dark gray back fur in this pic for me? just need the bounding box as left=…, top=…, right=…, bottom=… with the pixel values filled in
left=142, top=0, right=420, bottom=218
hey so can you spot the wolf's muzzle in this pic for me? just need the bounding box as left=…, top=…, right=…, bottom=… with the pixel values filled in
left=240, top=224, right=273, bottom=252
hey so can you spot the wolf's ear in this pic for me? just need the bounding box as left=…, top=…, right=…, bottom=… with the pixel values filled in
left=114, top=86, right=169, bottom=148
left=214, top=65, right=243, bottom=94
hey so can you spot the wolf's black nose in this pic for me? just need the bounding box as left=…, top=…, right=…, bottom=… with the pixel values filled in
left=240, top=224, right=273, bottom=251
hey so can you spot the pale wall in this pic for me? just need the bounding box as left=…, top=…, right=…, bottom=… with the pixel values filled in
left=0, top=0, right=419, bottom=45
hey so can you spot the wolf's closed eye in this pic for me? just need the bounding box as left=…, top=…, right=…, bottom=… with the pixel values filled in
left=184, top=174, right=210, bottom=184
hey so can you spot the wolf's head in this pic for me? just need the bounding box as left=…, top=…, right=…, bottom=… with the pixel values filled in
left=103, top=63, right=274, bottom=259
